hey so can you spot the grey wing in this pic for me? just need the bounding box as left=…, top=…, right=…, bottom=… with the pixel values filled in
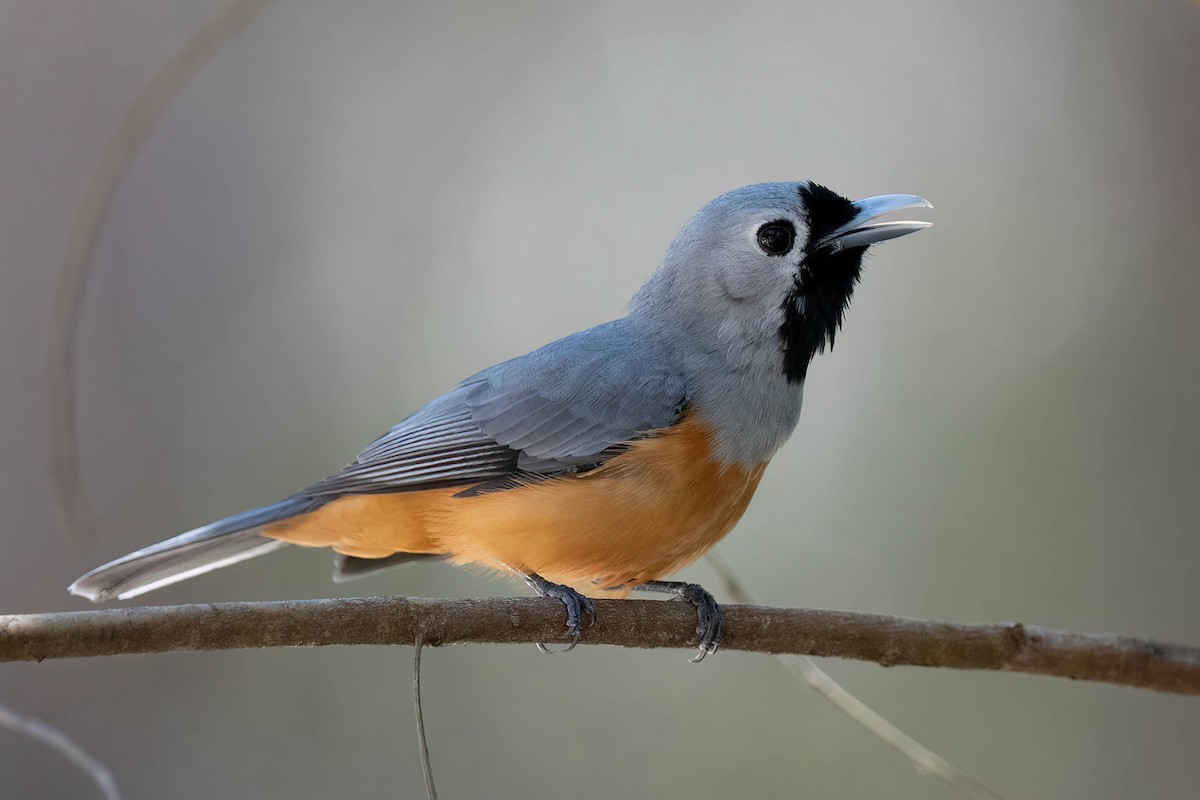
left=302, top=391, right=520, bottom=495
left=303, top=320, right=687, bottom=497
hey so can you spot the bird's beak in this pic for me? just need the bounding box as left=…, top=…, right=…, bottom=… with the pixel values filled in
left=813, top=194, right=933, bottom=253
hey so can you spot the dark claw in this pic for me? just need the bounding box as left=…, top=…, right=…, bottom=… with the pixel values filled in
left=675, top=583, right=722, bottom=662
left=523, top=573, right=596, bottom=653
left=634, top=580, right=723, bottom=661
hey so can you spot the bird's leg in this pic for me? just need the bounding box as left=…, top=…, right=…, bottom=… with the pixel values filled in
left=521, top=571, right=596, bottom=654
left=634, top=581, right=722, bottom=662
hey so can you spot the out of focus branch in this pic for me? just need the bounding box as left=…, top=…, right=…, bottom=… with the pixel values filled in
left=0, top=703, right=122, bottom=800
left=47, top=0, right=276, bottom=540
left=706, top=555, right=1007, bottom=800
left=2, top=598, right=1198, bottom=695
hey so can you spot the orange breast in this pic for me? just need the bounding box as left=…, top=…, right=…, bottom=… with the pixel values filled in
left=264, top=415, right=766, bottom=595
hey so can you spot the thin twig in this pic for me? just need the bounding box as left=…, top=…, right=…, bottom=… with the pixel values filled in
left=46, top=0, right=275, bottom=540
left=2, top=598, right=1198, bottom=697
left=413, top=633, right=438, bottom=800
left=706, top=555, right=1007, bottom=800
left=0, top=703, right=122, bottom=800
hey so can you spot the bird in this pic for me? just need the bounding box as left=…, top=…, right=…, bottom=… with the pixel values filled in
left=70, top=181, right=931, bottom=658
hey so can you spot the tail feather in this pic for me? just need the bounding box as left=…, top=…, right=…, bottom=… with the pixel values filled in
left=69, top=497, right=326, bottom=603
left=332, top=552, right=445, bottom=583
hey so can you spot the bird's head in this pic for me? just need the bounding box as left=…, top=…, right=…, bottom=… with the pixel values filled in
left=632, top=181, right=931, bottom=383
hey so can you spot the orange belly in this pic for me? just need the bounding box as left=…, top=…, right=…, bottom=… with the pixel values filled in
left=264, top=415, right=766, bottom=595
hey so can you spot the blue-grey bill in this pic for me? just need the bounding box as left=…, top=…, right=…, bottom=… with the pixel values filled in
left=815, top=194, right=933, bottom=252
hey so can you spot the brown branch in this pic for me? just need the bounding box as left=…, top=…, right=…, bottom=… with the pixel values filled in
left=2, top=598, right=1198, bottom=695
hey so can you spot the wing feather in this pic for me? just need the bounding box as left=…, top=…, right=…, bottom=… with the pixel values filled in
left=301, top=319, right=686, bottom=498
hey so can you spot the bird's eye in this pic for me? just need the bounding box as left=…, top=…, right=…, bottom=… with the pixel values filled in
left=756, top=221, right=795, bottom=256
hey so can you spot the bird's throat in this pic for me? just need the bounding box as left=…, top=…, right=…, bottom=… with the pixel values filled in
left=778, top=247, right=866, bottom=383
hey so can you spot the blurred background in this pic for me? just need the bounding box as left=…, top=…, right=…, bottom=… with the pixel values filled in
left=2, top=0, right=1199, bottom=797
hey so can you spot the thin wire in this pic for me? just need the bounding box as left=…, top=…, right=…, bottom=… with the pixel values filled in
left=413, top=634, right=438, bottom=800
left=705, top=554, right=1008, bottom=800
left=0, top=703, right=122, bottom=800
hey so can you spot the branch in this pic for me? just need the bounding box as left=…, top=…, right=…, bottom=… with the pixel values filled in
left=706, top=555, right=1008, bottom=800
left=2, top=597, right=1198, bottom=695
left=0, top=703, right=122, bottom=800
left=47, top=0, right=276, bottom=541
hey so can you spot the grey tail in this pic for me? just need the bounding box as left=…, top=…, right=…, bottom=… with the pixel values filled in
left=332, top=552, right=445, bottom=583
left=68, top=496, right=327, bottom=603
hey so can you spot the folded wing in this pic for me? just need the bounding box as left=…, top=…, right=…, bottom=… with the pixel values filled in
left=304, top=320, right=687, bottom=497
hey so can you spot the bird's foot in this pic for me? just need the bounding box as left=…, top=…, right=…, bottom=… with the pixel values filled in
left=635, top=581, right=722, bottom=662
left=523, top=572, right=596, bottom=654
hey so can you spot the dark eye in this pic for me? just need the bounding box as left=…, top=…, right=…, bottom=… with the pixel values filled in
left=756, top=221, right=795, bottom=256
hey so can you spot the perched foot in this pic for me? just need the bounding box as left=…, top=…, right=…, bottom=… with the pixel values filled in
left=523, top=572, right=596, bottom=653
left=635, top=581, right=722, bottom=662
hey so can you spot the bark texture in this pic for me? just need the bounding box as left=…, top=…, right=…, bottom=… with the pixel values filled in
left=3, top=597, right=1198, bottom=696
